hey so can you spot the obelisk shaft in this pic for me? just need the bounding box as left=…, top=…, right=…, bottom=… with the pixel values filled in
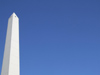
left=1, top=13, right=20, bottom=75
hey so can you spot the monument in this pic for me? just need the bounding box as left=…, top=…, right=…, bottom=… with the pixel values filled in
left=1, top=13, right=20, bottom=75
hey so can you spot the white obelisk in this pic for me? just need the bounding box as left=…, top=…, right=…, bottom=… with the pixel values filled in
left=1, top=13, right=20, bottom=75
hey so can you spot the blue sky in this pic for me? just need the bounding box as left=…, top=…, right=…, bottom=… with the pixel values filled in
left=0, top=0, right=100, bottom=75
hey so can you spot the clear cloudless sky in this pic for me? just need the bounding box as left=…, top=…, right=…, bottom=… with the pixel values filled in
left=0, top=0, right=100, bottom=75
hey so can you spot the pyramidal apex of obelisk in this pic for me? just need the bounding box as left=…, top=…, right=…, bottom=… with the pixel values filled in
left=1, top=13, right=20, bottom=75
left=9, top=12, right=19, bottom=20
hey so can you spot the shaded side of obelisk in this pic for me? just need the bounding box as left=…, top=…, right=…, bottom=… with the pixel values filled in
left=1, top=13, right=20, bottom=75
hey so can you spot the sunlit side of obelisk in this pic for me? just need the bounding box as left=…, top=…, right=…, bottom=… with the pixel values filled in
left=1, top=13, right=20, bottom=75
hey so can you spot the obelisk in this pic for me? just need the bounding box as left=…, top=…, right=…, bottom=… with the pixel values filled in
left=1, top=13, right=20, bottom=75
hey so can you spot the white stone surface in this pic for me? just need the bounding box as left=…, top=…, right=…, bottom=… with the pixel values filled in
left=1, top=13, right=20, bottom=75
